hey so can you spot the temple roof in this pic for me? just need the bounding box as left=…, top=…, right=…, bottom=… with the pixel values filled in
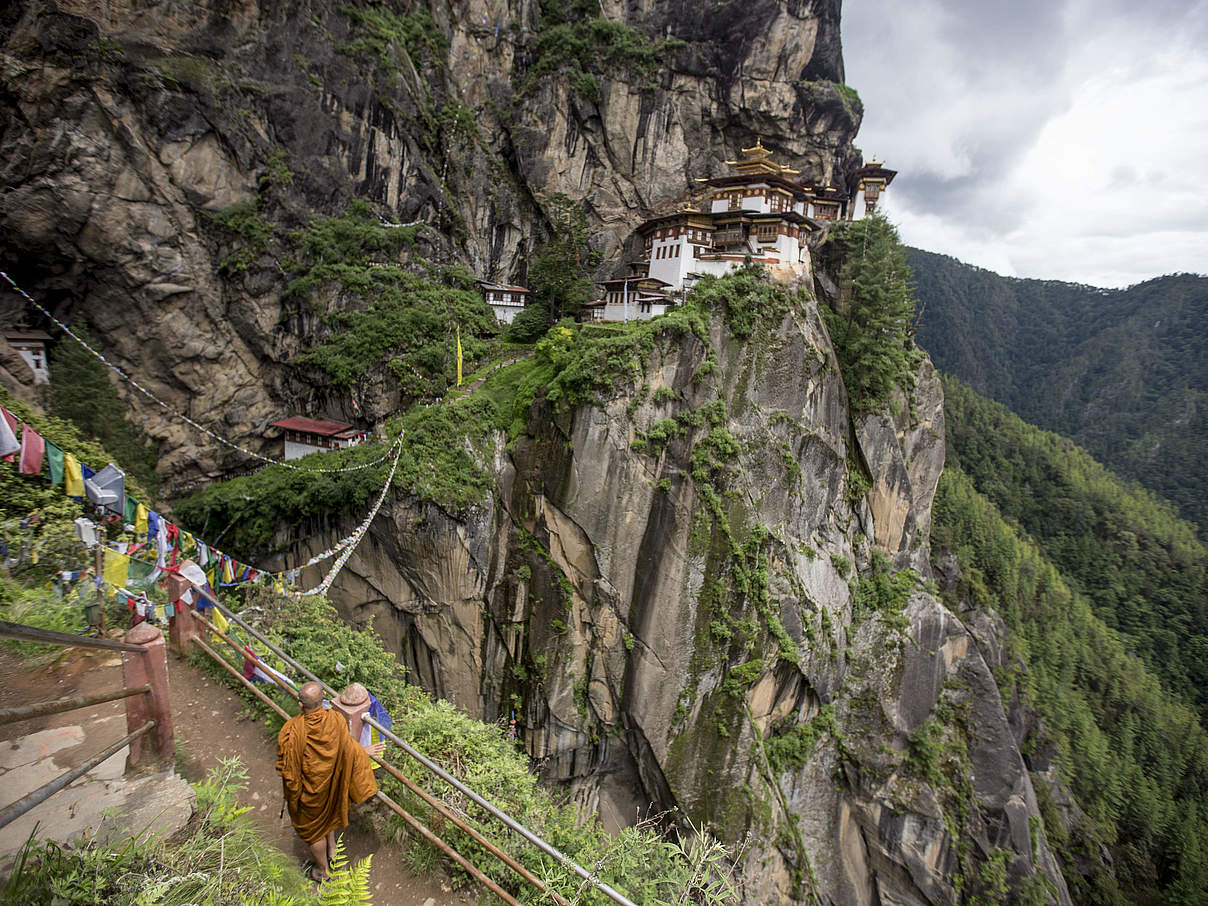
left=723, top=138, right=800, bottom=177
left=272, top=416, right=356, bottom=437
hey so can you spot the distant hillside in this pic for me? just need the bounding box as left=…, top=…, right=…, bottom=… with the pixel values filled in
left=942, top=376, right=1208, bottom=720
left=909, top=249, right=1208, bottom=532
left=936, top=377, right=1208, bottom=902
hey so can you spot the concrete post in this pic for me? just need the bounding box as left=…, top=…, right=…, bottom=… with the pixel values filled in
left=121, top=622, right=174, bottom=766
left=168, top=598, right=202, bottom=653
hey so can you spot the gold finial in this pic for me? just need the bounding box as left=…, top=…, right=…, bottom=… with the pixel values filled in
left=741, top=137, right=771, bottom=157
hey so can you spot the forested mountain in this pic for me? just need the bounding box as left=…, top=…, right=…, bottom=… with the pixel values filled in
left=935, top=377, right=1208, bottom=903
left=909, top=249, right=1208, bottom=533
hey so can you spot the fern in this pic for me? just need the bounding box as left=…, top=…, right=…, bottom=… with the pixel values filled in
left=319, top=835, right=374, bottom=905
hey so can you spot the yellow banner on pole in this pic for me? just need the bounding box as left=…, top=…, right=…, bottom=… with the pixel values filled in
left=456, top=325, right=463, bottom=387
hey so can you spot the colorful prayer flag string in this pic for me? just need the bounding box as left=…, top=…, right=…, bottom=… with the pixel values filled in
left=294, top=435, right=404, bottom=597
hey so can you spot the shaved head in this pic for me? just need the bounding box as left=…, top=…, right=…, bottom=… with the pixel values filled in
left=299, top=682, right=324, bottom=712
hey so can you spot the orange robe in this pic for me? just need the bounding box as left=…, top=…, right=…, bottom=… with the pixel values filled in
left=276, top=707, right=378, bottom=843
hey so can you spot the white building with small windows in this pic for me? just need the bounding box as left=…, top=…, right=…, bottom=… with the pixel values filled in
left=477, top=281, right=531, bottom=324
left=271, top=417, right=365, bottom=460
left=591, top=143, right=897, bottom=317
left=3, top=330, right=51, bottom=384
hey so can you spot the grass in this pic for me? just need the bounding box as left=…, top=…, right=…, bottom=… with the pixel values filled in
left=1, top=757, right=319, bottom=906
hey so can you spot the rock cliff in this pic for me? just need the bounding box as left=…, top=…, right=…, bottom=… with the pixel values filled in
left=1, top=1, right=1074, bottom=902
left=0, top=0, right=860, bottom=478
left=286, top=286, right=1070, bottom=904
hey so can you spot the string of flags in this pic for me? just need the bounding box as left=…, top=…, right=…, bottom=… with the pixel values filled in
left=1, top=270, right=394, bottom=475
left=297, top=436, right=404, bottom=597
left=3, top=403, right=403, bottom=598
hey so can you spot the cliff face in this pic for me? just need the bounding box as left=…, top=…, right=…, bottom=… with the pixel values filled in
left=288, top=290, right=1070, bottom=904
left=0, top=0, right=860, bottom=478
left=1, top=2, right=1073, bottom=902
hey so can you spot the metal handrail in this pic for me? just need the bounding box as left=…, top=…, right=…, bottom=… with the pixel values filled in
left=0, top=720, right=156, bottom=829
left=0, top=684, right=151, bottom=726
left=0, top=620, right=144, bottom=653
left=189, top=627, right=565, bottom=902
left=200, top=596, right=640, bottom=906
left=375, top=790, right=521, bottom=906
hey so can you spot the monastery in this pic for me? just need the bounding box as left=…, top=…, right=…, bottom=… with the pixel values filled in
left=583, top=143, right=895, bottom=322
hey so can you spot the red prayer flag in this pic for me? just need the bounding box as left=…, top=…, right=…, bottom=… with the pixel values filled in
left=18, top=424, right=45, bottom=475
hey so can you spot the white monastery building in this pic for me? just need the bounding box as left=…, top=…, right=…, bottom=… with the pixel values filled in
left=4, top=330, right=51, bottom=384
left=271, top=416, right=365, bottom=461
left=477, top=281, right=531, bottom=324
left=586, top=143, right=895, bottom=322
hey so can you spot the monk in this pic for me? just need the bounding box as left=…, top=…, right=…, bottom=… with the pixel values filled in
left=276, top=682, right=387, bottom=882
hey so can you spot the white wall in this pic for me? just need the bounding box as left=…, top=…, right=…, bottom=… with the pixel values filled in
left=284, top=439, right=317, bottom=461
left=491, top=303, right=523, bottom=324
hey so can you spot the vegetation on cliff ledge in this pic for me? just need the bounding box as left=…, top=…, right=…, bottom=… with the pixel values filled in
left=286, top=201, right=496, bottom=395
left=823, top=214, right=922, bottom=414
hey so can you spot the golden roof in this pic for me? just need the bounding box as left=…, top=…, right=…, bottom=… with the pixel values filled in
left=724, top=137, right=800, bottom=176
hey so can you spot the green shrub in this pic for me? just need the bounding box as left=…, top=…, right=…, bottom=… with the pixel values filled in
left=765, top=705, right=838, bottom=774
left=1, top=757, right=315, bottom=906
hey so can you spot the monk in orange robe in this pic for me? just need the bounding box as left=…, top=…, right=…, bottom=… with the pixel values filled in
left=276, top=682, right=386, bottom=882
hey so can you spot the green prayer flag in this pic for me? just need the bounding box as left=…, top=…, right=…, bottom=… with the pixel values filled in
left=124, top=495, right=138, bottom=525
left=46, top=442, right=65, bottom=486
left=126, top=557, right=159, bottom=590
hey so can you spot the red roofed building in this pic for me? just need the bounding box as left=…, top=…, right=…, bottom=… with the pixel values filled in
left=271, top=416, right=365, bottom=460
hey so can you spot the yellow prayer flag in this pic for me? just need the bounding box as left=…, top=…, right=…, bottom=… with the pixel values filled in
left=64, top=453, right=83, bottom=497
left=103, top=549, right=129, bottom=589
left=135, top=503, right=148, bottom=536
left=181, top=531, right=194, bottom=554
left=211, top=607, right=229, bottom=635
left=456, top=325, right=463, bottom=387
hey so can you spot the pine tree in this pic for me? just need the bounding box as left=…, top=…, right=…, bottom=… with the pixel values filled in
left=527, top=193, right=597, bottom=324
left=48, top=328, right=159, bottom=490
left=823, top=214, right=919, bottom=414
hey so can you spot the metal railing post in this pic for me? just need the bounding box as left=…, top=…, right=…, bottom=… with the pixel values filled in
left=121, top=623, right=173, bottom=765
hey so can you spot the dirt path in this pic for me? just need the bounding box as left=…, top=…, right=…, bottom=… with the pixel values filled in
left=168, top=648, right=475, bottom=906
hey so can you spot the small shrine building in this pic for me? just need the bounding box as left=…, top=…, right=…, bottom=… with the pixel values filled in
left=271, top=416, right=365, bottom=460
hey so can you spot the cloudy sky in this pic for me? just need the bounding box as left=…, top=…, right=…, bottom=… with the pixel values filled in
left=842, top=0, right=1208, bottom=288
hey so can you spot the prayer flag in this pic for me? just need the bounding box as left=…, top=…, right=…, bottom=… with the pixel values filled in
left=222, top=556, right=235, bottom=584
left=135, top=503, right=148, bottom=536
left=126, top=556, right=160, bottom=590
left=84, top=463, right=125, bottom=514
left=0, top=407, right=18, bottom=462
left=46, top=442, right=64, bottom=485
left=64, top=453, right=83, bottom=497
left=367, top=692, right=393, bottom=732
left=103, top=549, right=129, bottom=589
left=18, top=424, right=45, bottom=475
left=196, top=540, right=209, bottom=566
left=124, top=495, right=137, bottom=525
left=211, top=607, right=229, bottom=635
left=456, top=325, right=463, bottom=387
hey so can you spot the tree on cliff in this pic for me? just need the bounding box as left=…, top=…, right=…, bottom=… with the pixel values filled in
left=514, top=194, right=597, bottom=339
left=823, top=214, right=920, bottom=414
left=48, top=329, right=159, bottom=491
